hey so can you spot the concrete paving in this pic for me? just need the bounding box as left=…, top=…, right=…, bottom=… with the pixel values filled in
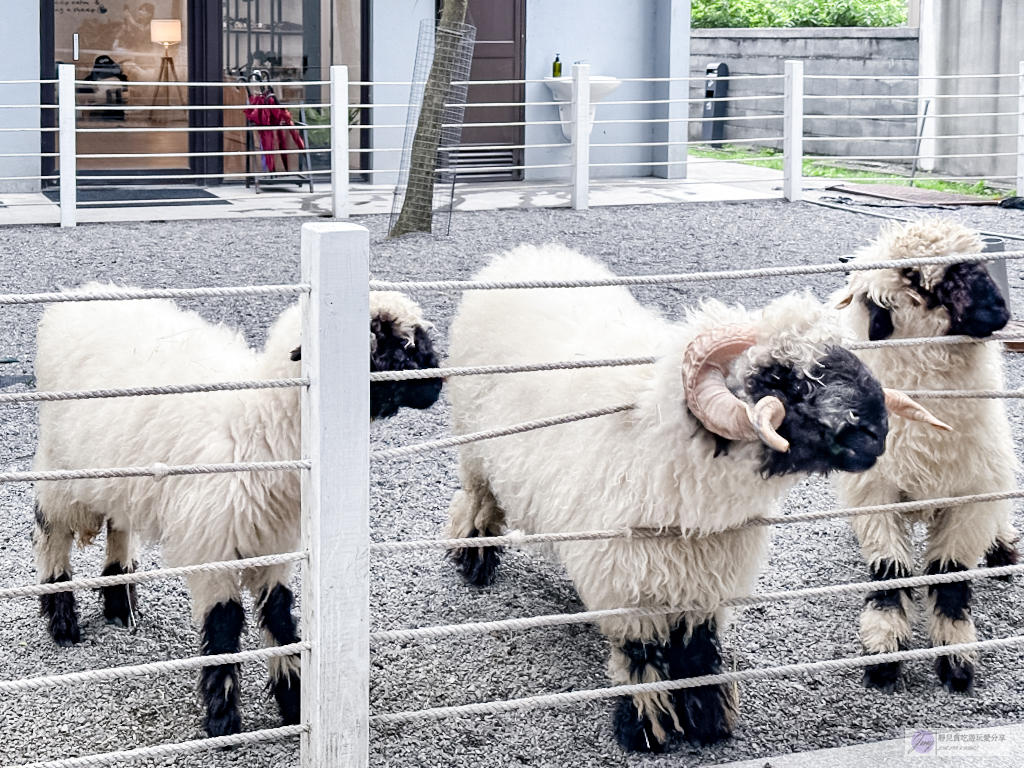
left=709, top=723, right=1024, bottom=768
left=0, top=157, right=800, bottom=226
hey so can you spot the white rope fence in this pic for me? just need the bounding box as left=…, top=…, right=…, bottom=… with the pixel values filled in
left=371, top=488, right=1024, bottom=554
left=0, top=460, right=310, bottom=485
left=0, top=284, right=309, bottom=305
left=371, top=562, right=1024, bottom=644
left=0, top=642, right=309, bottom=694
left=369, top=636, right=1024, bottom=725
left=368, top=251, right=1024, bottom=293
left=0, top=378, right=308, bottom=404
left=0, top=552, right=306, bottom=600
left=10, top=726, right=306, bottom=768
left=368, top=330, right=1024, bottom=384
left=372, top=404, right=636, bottom=461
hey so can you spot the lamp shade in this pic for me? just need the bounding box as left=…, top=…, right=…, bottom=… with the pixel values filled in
left=150, top=19, right=182, bottom=45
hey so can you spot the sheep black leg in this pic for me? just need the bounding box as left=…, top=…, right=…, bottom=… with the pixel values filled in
left=613, top=696, right=669, bottom=754
left=200, top=599, right=245, bottom=737
left=861, top=560, right=913, bottom=693
left=40, top=573, right=80, bottom=647
left=925, top=560, right=975, bottom=694
left=612, top=640, right=675, bottom=753
left=101, top=522, right=138, bottom=627
left=665, top=620, right=734, bottom=746
left=259, top=584, right=301, bottom=726
left=984, top=533, right=1019, bottom=582
left=100, top=562, right=138, bottom=627
left=450, top=528, right=502, bottom=587
left=34, top=504, right=80, bottom=646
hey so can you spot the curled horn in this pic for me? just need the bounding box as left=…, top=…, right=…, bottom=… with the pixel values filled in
left=883, top=388, right=953, bottom=431
left=682, top=324, right=790, bottom=452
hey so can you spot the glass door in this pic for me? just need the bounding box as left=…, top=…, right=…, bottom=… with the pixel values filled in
left=53, top=0, right=190, bottom=174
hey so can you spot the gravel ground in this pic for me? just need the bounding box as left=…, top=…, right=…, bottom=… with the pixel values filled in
left=0, top=201, right=1023, bottom=768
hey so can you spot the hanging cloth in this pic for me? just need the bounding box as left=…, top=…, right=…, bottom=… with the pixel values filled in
left=244, top=89, right=306, bottom=173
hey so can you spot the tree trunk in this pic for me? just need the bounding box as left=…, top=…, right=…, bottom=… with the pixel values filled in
left=388, top=0, right=469, bottom=238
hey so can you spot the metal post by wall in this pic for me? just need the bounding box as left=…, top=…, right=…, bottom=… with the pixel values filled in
left=783, top=60, right=804, bottom=203
left=330, top=65, right=350, bottom=219
left=300, top=222, right=370, bottom=768
left=1017, top=61, right=1024, bottom=196
left=571, top=62, right=591, bottom=211
left=57, top=64, right=76, bottom=228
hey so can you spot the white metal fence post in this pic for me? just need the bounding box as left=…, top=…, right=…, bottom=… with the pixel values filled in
left=330, top=65, right=350, bottom=219
left=57, top=64, right=76, bottom=228
left=783, top=60, right=804, bottom=203
left=1017, top=61, right=1024, bottom=196
left=571, top=62, right=591, bottom=210
left=300, top=222, right=369, bottom=768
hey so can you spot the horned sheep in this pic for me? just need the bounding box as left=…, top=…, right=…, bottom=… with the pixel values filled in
left=33, top=286, right=443, bottom=737
left=444, top=244, right=944, bottom=752
left=832, top=218, right=1018, bottom=694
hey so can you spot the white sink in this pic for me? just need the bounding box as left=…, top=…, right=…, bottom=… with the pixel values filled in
left=543, top=75, right=622, bottom=141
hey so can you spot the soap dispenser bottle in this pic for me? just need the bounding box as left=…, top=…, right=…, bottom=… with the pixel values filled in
left=552, top=54, right=562, bottom=78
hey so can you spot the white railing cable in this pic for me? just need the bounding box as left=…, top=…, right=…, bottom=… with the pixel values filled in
left=371, top=562, right=1024, bottom=644
left=0, top=378, right=308, bottom=404
left=0, top=460, right=310, bottom=485
left=0, top=552, right=306, bottom=600
left=10, top=726, right=306, bottom=768
left=369, top=251, right=1024, bottom=292
left=806, top=110, right=1019, bottom=120
left=373, top=404, right=635, bottom=462
left=369, top=636, right=1024, bottom=725
left=0, top=284, right=308, bottom=305
left=0, top=642, right=310, bottom=694
left=371, top=489, right=1024, bottom=554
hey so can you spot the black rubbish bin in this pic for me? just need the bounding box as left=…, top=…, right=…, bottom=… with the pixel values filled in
left=702, top=62, right=729, bottom=148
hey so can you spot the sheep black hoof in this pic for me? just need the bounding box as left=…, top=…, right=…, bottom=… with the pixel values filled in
left=936, top=655, right=974, bottom=694
left=450, top=529, right=502, bottom=587
left=984, top=540, right=1019, bottom=581
left=101, top=562, right=138, bottom=628
left=863, top=660, right=901, bottom=693
left=40, top=575, right=80, bottom=646
left=271, top=669, right=301, bottom=725
left=612, top=696, right=667, bottom=754
left=201, top=664, right=243, bottom=737
left=675, top=685, right=733, bottom=746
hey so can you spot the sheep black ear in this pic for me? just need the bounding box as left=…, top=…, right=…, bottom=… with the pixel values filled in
left=864, top=298, right=894, bottom=341
left=290, top=346, right=301, bottom=362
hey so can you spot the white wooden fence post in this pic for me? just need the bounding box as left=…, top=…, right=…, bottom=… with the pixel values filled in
left=330, top=65, right=350, bottom=218
left=57, top=64, right=76, bottom=228
left=300, top=222, right=369, bottom=768
left=571, top=62, right=591, bottom=210
left=1017, top=61, right=1024, bottom=196
left=783, top=60, right=804, bottom=203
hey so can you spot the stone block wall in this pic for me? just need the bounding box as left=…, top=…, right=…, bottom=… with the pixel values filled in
left=690, top=28, right=920, bottom=162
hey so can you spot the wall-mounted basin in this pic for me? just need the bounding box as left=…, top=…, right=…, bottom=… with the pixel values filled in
left=543, top=75, right=622, bottom=141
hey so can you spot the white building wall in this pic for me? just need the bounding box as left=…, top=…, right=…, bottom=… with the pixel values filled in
left=523, top=0, right=659, bottom=181
left=367, top=0, right=690, bottom=185
left=367, top=0, right=434, bottom=185
left=0, top=0, right=43, bottom=193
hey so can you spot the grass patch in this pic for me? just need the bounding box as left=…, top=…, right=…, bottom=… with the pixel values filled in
left=689, top=144, right=1008, bottom=198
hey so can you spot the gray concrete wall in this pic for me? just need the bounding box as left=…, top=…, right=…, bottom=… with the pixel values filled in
left=690, top=28, right=920, bottom=161
left=920, top=0, right=1024, bottom=183
left=0, top=0, right=43, bottom=194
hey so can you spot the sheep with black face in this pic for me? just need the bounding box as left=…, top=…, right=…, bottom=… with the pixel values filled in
left=444, top=245, right=944, bottom=753
left=833, top=218, right=1017, bottom=695
left=33, top=286, right=442, bottom=738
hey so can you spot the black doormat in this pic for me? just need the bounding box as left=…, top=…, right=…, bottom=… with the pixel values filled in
left=43, top=187, right=230, bottom=208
